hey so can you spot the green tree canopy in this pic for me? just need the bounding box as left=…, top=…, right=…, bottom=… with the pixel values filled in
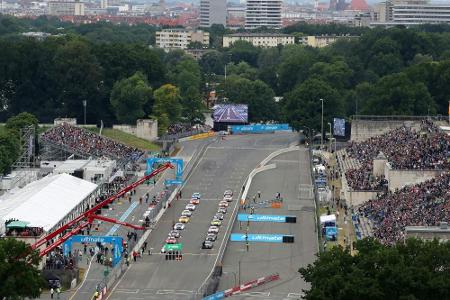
left=0, top=129, right=19, bottom=175
left=152, top=84, right=182, bottom=135
left=0, top=238, right=45, bottom=299
left=360, top=72, right=436, bottom=115
left=300, top=238, right=450, bottom=300
left=110, top=71, right=153, bottom=124
left=282, top=78, right=344, bottom=131
left=223, top=75, right=278, bottom=122
left=5, top=112, right=38, bottom=133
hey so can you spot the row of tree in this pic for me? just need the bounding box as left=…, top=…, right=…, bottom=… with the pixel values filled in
left=2, top=16, right=450, bottom=132
left=300, top=238, right=450, bottom=299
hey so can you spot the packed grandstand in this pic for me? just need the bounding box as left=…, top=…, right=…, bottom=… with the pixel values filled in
left=41, top=123, right=144, bottom=161
left=338, top=120, right=450, bottom=245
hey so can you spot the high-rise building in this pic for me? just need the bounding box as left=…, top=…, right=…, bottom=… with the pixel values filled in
left=373, top=0, right=450, bottom=25
left=200, top=0, right=227, bottom=27
left=245, top=0, right=282, bottom=29
left=48, top=0, right=85, bottom=15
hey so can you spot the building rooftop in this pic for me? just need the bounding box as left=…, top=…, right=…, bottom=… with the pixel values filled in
left=225, top=32, right=294, bottom=37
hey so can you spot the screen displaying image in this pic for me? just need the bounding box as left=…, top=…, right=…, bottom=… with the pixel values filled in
left=333, top=118, right=346, bottom=137
left=213, top=104, right=248, bottom=123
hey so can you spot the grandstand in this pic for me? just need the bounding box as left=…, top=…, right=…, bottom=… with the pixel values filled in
left=40, top=123, right=145, bottom=166
left=337, top=119, right=450, bottom=244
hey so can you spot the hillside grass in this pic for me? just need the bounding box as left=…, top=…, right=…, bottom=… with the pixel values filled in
left=87, top=127, right=160, bottom=151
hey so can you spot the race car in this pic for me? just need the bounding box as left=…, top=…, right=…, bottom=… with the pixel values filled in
left=223, top=190, right=233, bottom=197
left=179, top=216, right=190, bottom=223
left=181, top=210, right=192, bottom=217
left=192, top=192, right=201, bottom=199
left=211, top=219, right=222, bottom=226
left=223, top=195, right=233, bottom=202
left=190, top=198, right=200, bottom=205
left=165, top=237, right=177, bottom=244
left=185, top=204, right=196, bottom=211
left=202, top=240, right=213, bottom=249
left=168, top=230, right=181, bottom=238
left=219, top=201, right=229, bottom=208
left=214, top=213, right=224, bottom=220
left=208, top=226, right=219, bottom=234
left=173, top=223, right=185, bottom=230
left=217, top=207, right=227, bottom=214
left=206, top=233, right=217, bottom=242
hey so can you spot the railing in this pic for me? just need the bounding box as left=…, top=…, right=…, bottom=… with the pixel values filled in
left=351, top=115, right=447, bottom=121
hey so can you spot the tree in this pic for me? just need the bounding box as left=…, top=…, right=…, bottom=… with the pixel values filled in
left=110, top=72, right=153, bottom=124
left=168, top=57, right=205, bottom=123
left=187, top=41, right=204, bottom=49
left=222, top=75, right=279, bottom=122
left=152, top=84, right=182, bottom=135
left=0, top=129, right=19, bottom=175
left=0, top=238, right=45, bottom=299
left=299, top=238, right=450, bottom=300
left=199, top=50, right=225, bottom=75
left=282, top=78, right=344, bottom=131
left=5, top=112, right=38, bottom=134
left=226, top=62, right=258, bottom=80
left=228, top=40, right=260, bottom=67
left=360, top=73, right=436, bottom=115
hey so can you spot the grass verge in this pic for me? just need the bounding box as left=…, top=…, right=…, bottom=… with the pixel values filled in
left=88, top=128, right=160, bottom=151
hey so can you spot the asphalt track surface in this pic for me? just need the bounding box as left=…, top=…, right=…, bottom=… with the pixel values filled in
left=107, top=133, right=298, bottom=300
left=218, top=148, right=317, bottom=300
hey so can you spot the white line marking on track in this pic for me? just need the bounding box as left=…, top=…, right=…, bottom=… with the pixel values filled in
left=115, top=289, right=139, bottom=294
left=156, top=290, right=174, bottom=294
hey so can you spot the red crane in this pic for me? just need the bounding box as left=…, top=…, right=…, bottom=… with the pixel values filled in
left=33, top=162, right=173, bottom=257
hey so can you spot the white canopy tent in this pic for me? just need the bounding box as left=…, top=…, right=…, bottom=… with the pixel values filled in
left=0, top=173, right=97, bottom=234
left=320, top=214, right=336, bottom=225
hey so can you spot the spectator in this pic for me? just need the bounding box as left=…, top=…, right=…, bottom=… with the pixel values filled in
left=42, top=123, right=144, bottom=162
left=359, top=173, right=450, bottom=245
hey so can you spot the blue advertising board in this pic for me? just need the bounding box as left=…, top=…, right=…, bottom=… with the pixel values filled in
left=238, top=214, right=292, bottom=223
left=230, top=124, right=291, bottom=134
left=63, top=235, right=123, bottom=267
left=146, top=157, right=183, bottom=185
left=325, top=226, right=338, bottom=240
left=230, top=233, right=293, bottom=243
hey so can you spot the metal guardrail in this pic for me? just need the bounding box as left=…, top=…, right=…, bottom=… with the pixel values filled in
left=159, top=129, right=209, bottom=141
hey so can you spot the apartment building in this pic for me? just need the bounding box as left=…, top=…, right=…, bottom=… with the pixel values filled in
left=223, top=33, right=295, bottom=48
left=155, top=29, right=209, bottom=50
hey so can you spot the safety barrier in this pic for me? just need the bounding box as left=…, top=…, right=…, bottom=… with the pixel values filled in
left=203, top=273, right=280, bottom=299
left=189, top=131, right=216, bottom=141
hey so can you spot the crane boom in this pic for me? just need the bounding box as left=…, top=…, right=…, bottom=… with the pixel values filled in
left=32, top=162, right=173, bottom=256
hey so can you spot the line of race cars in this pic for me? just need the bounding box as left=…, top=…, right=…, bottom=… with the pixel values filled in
left=160, top=190, right=234, bottom=253
left=202, top=190, right=234, bottom=250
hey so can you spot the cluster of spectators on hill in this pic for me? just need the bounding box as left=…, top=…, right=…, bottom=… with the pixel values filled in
left=344, top=120, right=449, bottom=190
left=166, top=123, right=211, bottom=136
left=358, top=173, right=450, bottom=244
left=42, top=123, right=144, bottom=161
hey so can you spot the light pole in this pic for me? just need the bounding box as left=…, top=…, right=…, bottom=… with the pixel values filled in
left=319, top=98, right=324, bottom=150
left=82, top=100, right=87, bottom=125
left=328, top=122, right=332, bottom=152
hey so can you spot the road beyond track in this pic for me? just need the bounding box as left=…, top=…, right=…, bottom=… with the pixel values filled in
left=106, top=133, right=298, bottom=300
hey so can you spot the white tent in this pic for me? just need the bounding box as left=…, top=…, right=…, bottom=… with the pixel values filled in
left=320, top=214, right=336, bottom=225
left=0, top=173, right=97, bottom=233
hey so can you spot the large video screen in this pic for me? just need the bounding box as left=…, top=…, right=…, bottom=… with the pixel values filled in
left=213, top=104, right=248, bottom=123
left=333, top=118, right=346, bottom=137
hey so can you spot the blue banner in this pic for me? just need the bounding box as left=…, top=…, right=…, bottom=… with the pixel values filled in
left=230, top=124, right=291, bottom=134
left=325, top=226, right=338, bottom=240
left=238, top=214, right=292, bottom=223
left=147, top=157, right=183, bottom=185
left=203, top=291, right=225, bottom=300
left=230, top=233, right=292, bottom=243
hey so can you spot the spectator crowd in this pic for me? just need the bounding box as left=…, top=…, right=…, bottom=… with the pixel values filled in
left=358, top=173, right=450, bottom=244
left=42, top=123, right=144, bottom=161
left=344, top=121, right=449, bottom=190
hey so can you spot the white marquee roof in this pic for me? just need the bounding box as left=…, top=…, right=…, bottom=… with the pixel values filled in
left=0, top=173, right=97, bottom=232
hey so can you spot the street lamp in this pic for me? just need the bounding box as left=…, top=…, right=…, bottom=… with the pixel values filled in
left=82, top=100, right=87, bottom=125
left=328, top=122, right=332, bottom=152
left=319, top=98, right=324, bottom=150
